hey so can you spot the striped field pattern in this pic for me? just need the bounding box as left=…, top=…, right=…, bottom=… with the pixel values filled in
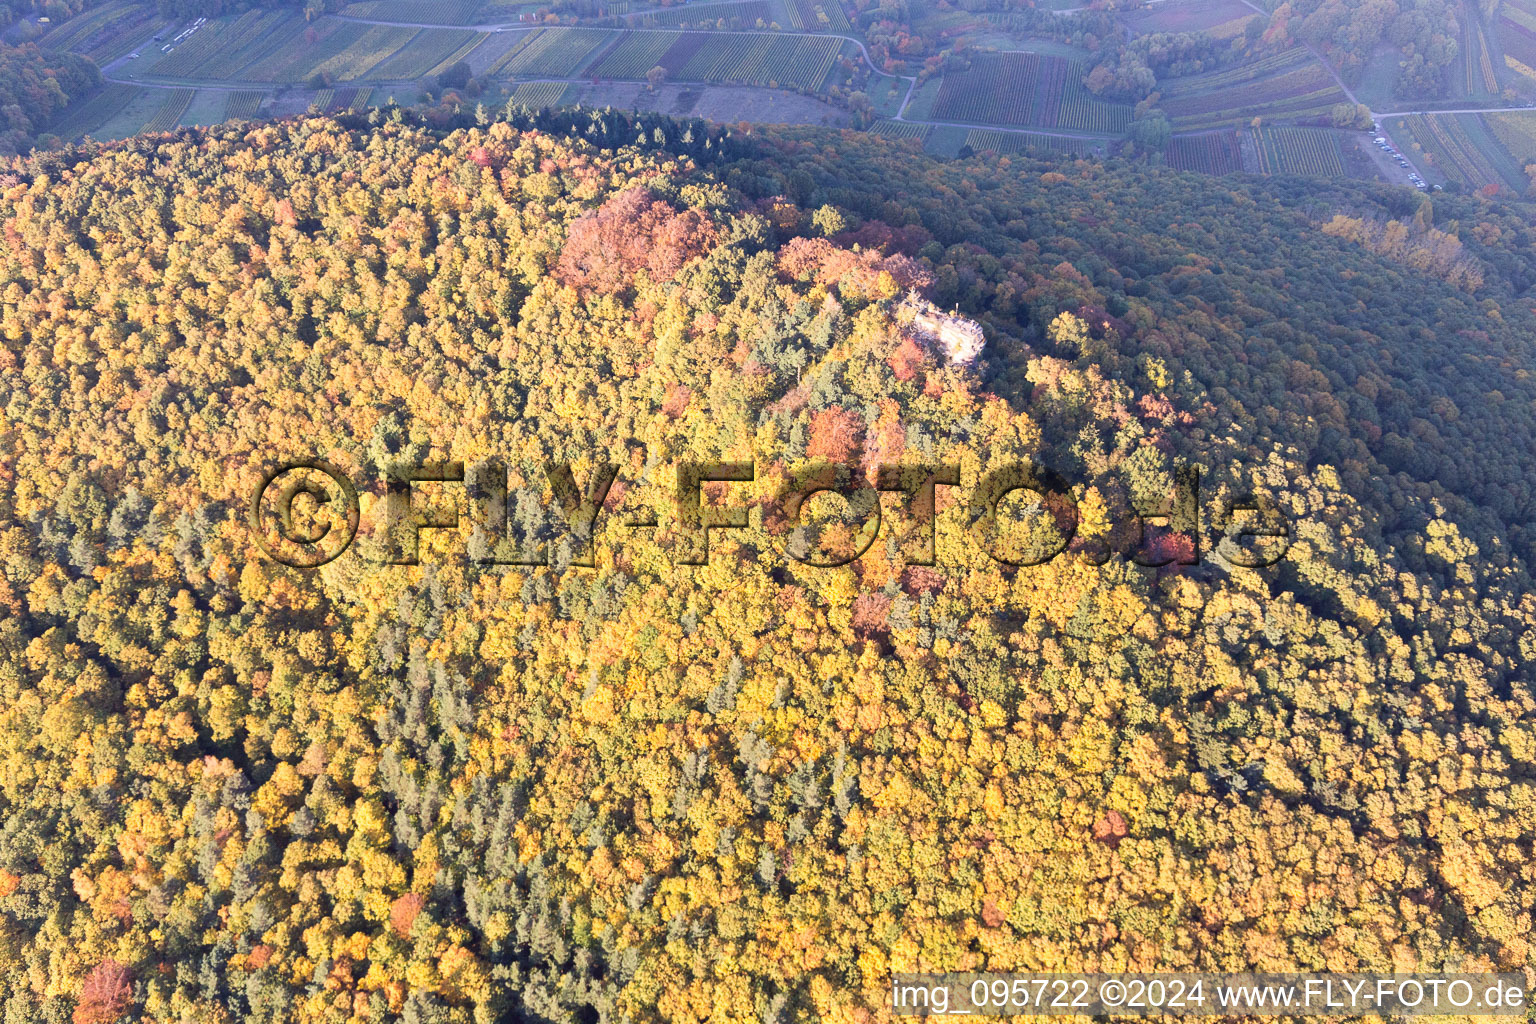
left=224, top=90, right=265, bottom=118
left=869, top=120, right=929, bottom=140
left=489, top=28, right=615, bottom=77
left=507, top=81, right=569, bottom=107
left=964, top=128, right=1098, bottom=157
left=1247, top=126, right=1344, bottom=176
left=1165, top=130, right=1243, bottom=174
left=142, top=89, right=195, bottom=133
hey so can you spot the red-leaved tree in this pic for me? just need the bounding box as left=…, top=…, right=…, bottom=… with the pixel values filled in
left=74, top=960, right=132, bottom=1024
left=556, top=188, right=717, bottom=295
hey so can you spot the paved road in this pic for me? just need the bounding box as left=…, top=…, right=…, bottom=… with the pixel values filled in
left=1376, top=104, right=1536, bottom=115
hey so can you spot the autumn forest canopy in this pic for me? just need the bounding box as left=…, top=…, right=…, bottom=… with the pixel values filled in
left=0, top=102, right=1535, bottom=1024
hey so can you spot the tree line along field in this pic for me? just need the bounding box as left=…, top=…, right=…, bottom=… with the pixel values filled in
left=1394, top=113, right=1527, bottom=191
left=1164, top=130, right=1243, bottom=174
left=1245, top=126, right=1345, bottom=176
left=589, top=31, right=841, bottom=91
left=930, top=53, right=1130, bottom=134
left=1157, top=47, right=1347, bottom=129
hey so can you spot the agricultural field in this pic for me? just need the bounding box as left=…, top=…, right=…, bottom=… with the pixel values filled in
left=84, top=20, right=168, bottom=66
left=590, top=32, right=678, bottom=78
left=149, top=11, right=303, bottom=80
left=367, top=28, right=483, bottom=79
left=341, top=0, right=485, bottom=24
left=507, top=81, right=571, bottom=107
left=224, top=90, right=265, bottom=119
left=142, top=89, right=194, bottom=133
left=599, top=31, right=840, bottom=90
left=1165, top=130, right=1244, bottom=174
left=672, top=33, right=842, bottom=90
left=1158, top=47, right=1346, bottom=129
left=1123, top=0, right=1255, bottom=38
left=351, top=87, right=375, bottom=110
left=633, top=2, right=774, bottom=29
left=37, top=0, right=140, bottom=52
left=424, top=31, right=493, bottom=78
left=869, top=119, right=929, bottom=140
left=488, top=28, right=615, bottom=77
left=1395, top=113, right=1525, bottom=190
left=783, top=0, right=851, bottom=32
left=1463, top=11, right=1500, bottom=95
left=1499, top=0, right=1536, bottom=81
left=46, top=84, right=142, bottom=143
left=963, top=127, right=1098, bottom=157
left=930, top=53, right=1129, bottom=134
left=1486, top=110, right=1536, bottom=168
left=1245, top=126, right=1345, bottom=176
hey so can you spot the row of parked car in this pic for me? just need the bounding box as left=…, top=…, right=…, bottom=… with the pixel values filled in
left=1372, top=134, right=1435, bottom=190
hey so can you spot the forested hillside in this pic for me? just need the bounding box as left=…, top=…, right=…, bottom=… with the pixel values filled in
left=0, top=107, right=1534, bottom=1023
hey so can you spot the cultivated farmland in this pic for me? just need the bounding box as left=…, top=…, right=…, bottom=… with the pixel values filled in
left=1463, top=11, right=1500, bottom=94
left=154, top=11, right=285, bottom=78
left=367, top=28, right=482, bottom=79
left=1124, top=0, right=1254, bottom=38
left=426, top=32, right=493, bottom=78
left=508, top=81, right=570, bottom=107
left=931, top=53, right=1129, bottom=133
left=590, top=33, right=678, bottom=78
left=670, top=33, right=842, bottom=90
left=1246, top=126, right=1345, bottom=176
left=784, top=0, right=851, bottom=32
left=634, top=2, right=773, bottom=29
left=489, top=28, right=616, bottom=77
left=964, top=127, right=1097, bottom=156
left=1398, top=113, right=1524, bottom=190
left=48, top=84, right=141, bottom=142
left=593, top=32, right=842, bottom=90
left=224, top=90, right=265, bottom=119
left=84, top=18, right=168, bottom=66
left=341, top=0, right=484, bottom=24
left=150, top=12, right=305, bottom=81
left=38, top=1, right=139, bottom=52
left=1166, top=130, right=1243, bottom=174
left=142, top=89, right=195, bottom=133
left=870, top=119, right=929, bottom=140
left=1486, top=110, right=1536, bottom=166
left=1500, top=0, right=1536, bottom=81
left=1159, top=47, right=1346, bottom=129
